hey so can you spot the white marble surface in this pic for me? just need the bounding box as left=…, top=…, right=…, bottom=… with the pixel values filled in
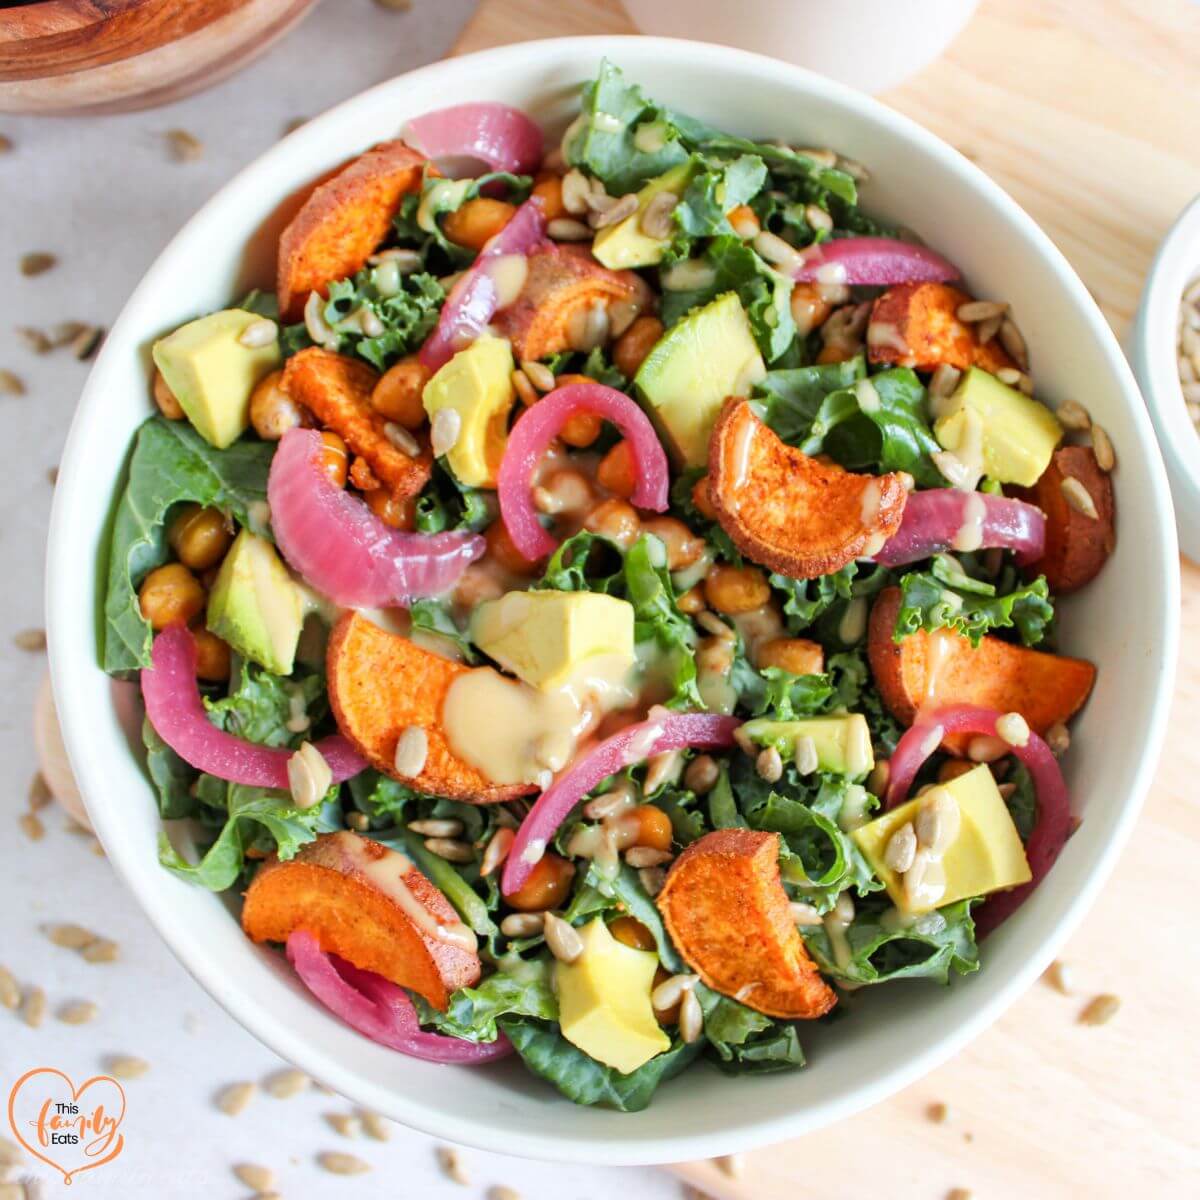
left=0, top=5, right=686, bottom=1197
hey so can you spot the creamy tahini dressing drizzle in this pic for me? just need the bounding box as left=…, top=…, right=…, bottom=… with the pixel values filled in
left=487, top=254, right=530, bottom=310
left=951, top=490, right=988, bottom=553
left=922, top=632, right=957, bottom=708
left=837, top=596, right=868, bottom=646
left=866, top=320, right=909, bottom=354
left=727, top=414, right=759, bottom=511
left=853, top=378, right=882, bottom=414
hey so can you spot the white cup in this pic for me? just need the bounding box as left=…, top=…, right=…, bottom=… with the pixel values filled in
left=620, top=0, right=980, bottom=93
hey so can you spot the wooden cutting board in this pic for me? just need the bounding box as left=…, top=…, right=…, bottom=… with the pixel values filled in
left=452, top=3, right=1200, bottom=1194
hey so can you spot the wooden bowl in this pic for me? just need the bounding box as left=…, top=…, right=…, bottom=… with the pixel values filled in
left=0, top=0, right=319, bottom=115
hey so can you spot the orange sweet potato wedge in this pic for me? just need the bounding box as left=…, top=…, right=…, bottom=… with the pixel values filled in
left=867, top=586, right=1096, bottom=753
left=492, top=243, right=650, bottom=361
left=708, top=398, right=909, bottom=578
left=867, top=283, right=1015, bottom=373
left=242, top=831, right=479, bottom=1010
left=277, top=140, right=426, bottom=322
left=281, top=347, right=432, bottom=499
left=657, top=829, right=836, bottom=1019
left=1013, top=446, right=1115, bottom=593
left=327, top=611, right=534, bottom=803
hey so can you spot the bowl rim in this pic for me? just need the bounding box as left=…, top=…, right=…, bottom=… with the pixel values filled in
left=45, top=34, right=1180, bottom=1164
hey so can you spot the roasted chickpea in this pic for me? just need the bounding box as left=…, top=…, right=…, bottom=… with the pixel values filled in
left=505, top=852, right=576, bottom=912
left=790, top=281, right=834, bottom=336
left=138, top=563, right=205, bottom=630
left=192, top=626, right=231, bottom=681
left=691, top=474, right=718, bottom=521
left=704, top=563, right=771, bottom=615
left=583, top=498, right=641, bottom=549
left=696, top=635, right=734, bottom=676
left=756, top=636, right=825, bottom=676
left=152, top=370, right=185, bottom=420
left=608, top=916, right=656, bottom=952
left=816, top=342, right=857, bottom=365
left=249, top=369, right=309, bottom=440
left=620, top=804, right=673, bottom=852
left=683, top=753, right=720, bottom=795
left=938, top=758, right=976, bottom=784
left=371, top=355, right=430, bottom=428
left=443, top=197, right=516, bottom=250
left=364, top=488, right=415, bottom=530
left=533, top=468, right=593, bottom=517
left=485, top=519, right=540, bottom=576
left=561, top=412, right=602, bottom=448
left=612, top=315, right=664, bottom=380
left=531, top=172, right=567, bottom=221
left=168, top=504, right=232, bottom=572
left=597, top=440, right=636, bottom=499
left=641, top=515, right=703, bottom=570
left=676, top=585, right=706, bottom=615
left=317, top=430, right=349, bottom=488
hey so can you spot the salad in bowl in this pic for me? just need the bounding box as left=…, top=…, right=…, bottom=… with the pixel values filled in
left=102, top=60, right=1116, bottom=1112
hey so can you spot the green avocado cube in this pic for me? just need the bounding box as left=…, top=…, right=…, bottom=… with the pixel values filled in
left=739, top=713, right=875, bottom=780
left=592, top=161, right=697, bottom=270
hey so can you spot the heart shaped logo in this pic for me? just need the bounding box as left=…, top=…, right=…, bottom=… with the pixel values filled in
left=7, top=1068, right=126, bottom=1184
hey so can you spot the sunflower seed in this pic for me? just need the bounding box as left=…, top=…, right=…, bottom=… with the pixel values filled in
left=12, top=628, right=45, bottom=652
left=679, top=986, right=704, bottom=1043
left=46, top=467, right=58, bottom=485
left=1060, top=476, right=1098, bottom=519
left=625, top=846, right=673, bottom=868
left=407, top=818, right=464, bottom=838
left=947, top=1189, right=973, bottom=1200
left=974, top=313, right=1003, bottom=345
left=106, top=1055, right=149, bottom=1080
left=927, top=1100, right=950, bottom=1123
left=71, top=326, right=104, bottom=360
left=607, top=296, right=642, bottom=337
left=996, top=366, right=1023, bottom=386
left=0, top=370, right=25, bottom=396
left=383, top=421, right=420, bottom=456
left=794, top=735, right=820, bottom=776
left=590, top=193, right=637, bottom=230
left=651, top=973, right=698, bottom=1012
left=20, top=252, right=56, bottom=277
left=480, top=827, right=515, bottom=876
left=238, top=318, right=278, bottom=348
left=487, top=1188, right=522, bottom=1200
left=999, top=317, right=1029, bottom=368
left=753, top=230, right=804, bottom=272
left=0, top=967, right=19, bottom=1010
left=805, top=204, right=833, bottom=234
left=1045, top=722, right=1070, bottom=755
left=915, top=789, right=961, bottom=854
left=430, top=407, right=462, bottom=456
left=1056, top=399, right=1091, bottom=431
left=1078, top=993, right=1120, bottom=1026
left=639, top=191, right=678, bottom=240
left=216, top=1081, right=257, bottom=1115
left=1091, top=423, right=1115, bottom=472
left=0, top=135, right=11, bottom=154
left=560, top=169, right=593, bottom=215
left=966, top=734, right=1007, bottom=763
left=346, top=811, right=370, bottom=832
left=359, top=1110, right=391, bottom=1141
left=547, top=217, right=592, bottom=242
left=929, top=363, right=962, bottom=401
left=82, top=940, right=119, bottom=968
left=286, top=742, right=331, bottom=809
left=520, top=359, right=556, bottom=392
left=883, top=822, right=917, bottom=872
left=714, top=1153, right=744, bottom=1178
left=304, top=290, right=338, bottom=348
left=638, top=866, right=667, bottom=896
left=18, top=813, right=43, bottom=841
left=755, top=746, right=783, bottom=782
left=499, top=912, right=544, bottom=938
left=264, top=1067, right=310, bottom=1098
left=956, top=299, right=1008, bottom=323
left=542, top=913, right=584, bottom=964
left=436, top=1144, right=469, bottom=1185
left=20, top=985, right=45, bottom=1028
left=57, top=1000, right=98, bottom=1025
left=393, top=725, right=428, bottom=777
left=16, top=327, right=51, bottom=354
left=167, top=129, right=203, bottom=162
left=789, top=900, right=822, bottom=926
left=424, top=837, right=474, bottom=863
left=317, top=1151, right=370, bottom=1175
left=233, top=1163, right=276, bottom=1193
left=44, top=923, right=98, bottom=950
left=282, top=115, right=309, bottom=136
left=1042, top=959, right=1074, bottom=995
left=325, top=1112, right=361, bottom=1138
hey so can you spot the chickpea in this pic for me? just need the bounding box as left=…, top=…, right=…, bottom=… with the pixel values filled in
left=364, top=488, right=415, bottom=530
left=249, top=369, right=309, bottom=440
left=192, top=626, right=231, bottom=681
left=816, top=342, right=857, bottom=365
left=608, top=916, right=656, bottom=952
left=641, top=516, right=703, bottom=570
left=676, top=585, right=706, bottom=615
left=152, top=370, right=185, bottom=420
left=756, top=636, right=825, bottom=676
left=533, top=468, right=593, bottom=516
left=691, top=474, right=718, bottom=521
left=790, top=281, right=833, bottom=336
left=318, top=430, right=349, bottom=488
left=583, top=497, right=641, bottom=549
left=683, top=753, right=720, bottom=795
left=138, top=563, right=205, bottom=630
left=612, top=315, right=664, bottom=380
left=485, top=519, right=539, bottom=576
left=371, top=355, right=431, bottom=428
left=938, top=758, right=976, bottom=784
left=561, top=412, right=602, bottom=448
left=168, top=504, right=232, bottom=572
left=704, top=563, right=771, bottom=615
left=505, top=852, right=576, bottom=912
left=597, top=440, right=636, bottom=499
left=443, top=198, right=516, bottom=251
left=696, top=635, right=734, bottom=675
left=532, top=172, right=567, bottom=221
left=620, top=804, right=673, bottom=852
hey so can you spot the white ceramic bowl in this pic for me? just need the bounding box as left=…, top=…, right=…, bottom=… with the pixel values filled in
left=1132, top=193, right=1200, bottom=562
left=46, top=37, right=1180, bottom=1165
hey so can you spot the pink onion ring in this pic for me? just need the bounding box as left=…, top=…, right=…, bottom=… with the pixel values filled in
left=883, top=703, right=1072, bottom=936
left=268, top=428, right=484, bottom=607
left=286, top=930, right=512, bottom=1063
left=420, top=196, right=546, bottom=371
left=142, top=625, right=366, bottom=787
left=792, top=236, right=960, bottom=286
left=405, top=103, right=543, bottom=177
left=873, top=489, right=1046, bottom=567
left=498, top=381, right=670, bottom=562
left=502, top=709, right=742, bottom=897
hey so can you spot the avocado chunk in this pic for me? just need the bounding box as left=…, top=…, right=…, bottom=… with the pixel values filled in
left=592, top=161, right=697, bottom=270
left=555, top=918, right=670, bottom=1075
left=152, top=309, right=281, bottom=449
left=851, top=764, right=1032, bottom=914
left=421, top=335, right=515, bottom=487
left=470, top=590, right=635, bottom=691
left=739, top=714, right=874, bottom=780
left=634, top=292, right=765, bottom=467
left=206, top=529, right=304, bottom=675
left=934, top=367, right=1062, bottom=487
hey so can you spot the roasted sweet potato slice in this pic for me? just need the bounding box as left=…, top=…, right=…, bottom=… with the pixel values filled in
left=277, top=140, right=426, bottom=321
left=1013, top=446, right=1115, bottom=593
left=656, top=829, right=836, bottom=1019
left=492, top=243, right=649, bottom=361
left=867, top=283, right=1015, bottom=373
left=281, top=348, right=432, bottom=499
left=708, top=399, right=908, bottom=578
left=242, top=831, right=479, bottom=1010
left=327, top=611, right=534, bottom=803
left=867, top=586, right=1096, bottom=753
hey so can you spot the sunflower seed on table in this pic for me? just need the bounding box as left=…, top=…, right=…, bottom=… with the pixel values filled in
left=216, top=1081, right=257, bottom=1115
left=0, top=370, right=25, bottom=396
left=15, top=327, right=51, bottom=354
left=436, top=1144, right=470, bottom=1185
left=12, top=628, right=45, bottom=651
left=57, top=1000, right=98, bottom=1025
left=0, top=135, right=11, bottom=154
left=28, top=776, right=51, bottom=813
left=1078, top=993, right=1120, bottom=1026
left=325, top=1112, right=361, bottom=1138
left=71, top=326, right=104, bottom=360
left=264, top=1067, right=310, bottom=1098
left=105, top=1055, right=149, bottom=1080
left=317, top=1151, right=370, bottom=1175
left=373, top=0, right=413, bottom=9
left=18, top=813, right=43, bottom=841
left=1042, top=959, right=1074, bottom=995
left=19, top=252, right=56, bottom=277
left=714, top=1153, right=744, bottom=1178
left=20, top=985, right=45, bottom=1028
left=947, top=1189, right=973, bottom=1200
left=44, top=923, right=98, bottom=949
left=0, top=966, right=19, bottom=1010
left=359, top=1110, right=391, bottom=1141
left=233, top=1163, right=276, bottom=1193
left=927, top=1100, right=950, bottom=1123
left=166, top=129, right=203, bottom=161
left=487, top=1188, right=522, bottom=1200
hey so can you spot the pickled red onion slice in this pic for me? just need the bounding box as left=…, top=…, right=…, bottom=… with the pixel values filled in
left=419, top=195, right=546, bottom=371
left=405, top=103, right=544, bottom=177
left=268, top=428, right=484, bottom=607
left=501, top=710, right=742, bottom=897
left=286, top=931, right=512, bottom=1064
left=142, top=625, right=366, bottom=787
left=883, top=703, right=1072, bottom=936
left=497, top=381, right=670, bottom=562
left=792, top=236, right=960, bottom=286
left=873, top=489, right=1045, bottom=567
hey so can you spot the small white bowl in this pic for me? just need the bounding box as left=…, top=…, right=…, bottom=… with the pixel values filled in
left=1132, top=193, right=1200, bottom=562
left=46, top=37, right=1180, bottom=1165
